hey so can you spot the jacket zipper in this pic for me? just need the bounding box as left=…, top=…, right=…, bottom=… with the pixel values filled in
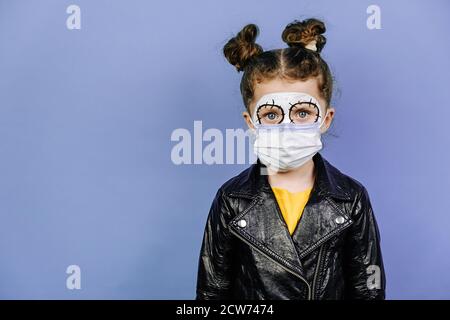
left=229, top=227, right=312, bottom=300
left=311, top=244, right=324, bottom=300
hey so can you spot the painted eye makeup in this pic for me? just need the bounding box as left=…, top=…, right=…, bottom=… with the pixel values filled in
left=288, top=99, right=321, bottom=124
left=252, top=93, right=323, bottom=126
left=256, top=99, right=285, bottom=125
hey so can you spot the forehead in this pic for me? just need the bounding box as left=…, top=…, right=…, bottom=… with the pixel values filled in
left=249, top=77, right=325, bottom=115
left=253, top=92, right=320, bottom=108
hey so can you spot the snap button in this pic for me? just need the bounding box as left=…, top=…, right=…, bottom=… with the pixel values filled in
left=335, top=216, right=345, bottom=224
left=237, top=219, right=247, bottom=228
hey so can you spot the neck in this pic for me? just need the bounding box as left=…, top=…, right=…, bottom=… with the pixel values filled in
left=267, top=159, right=316, bottom=193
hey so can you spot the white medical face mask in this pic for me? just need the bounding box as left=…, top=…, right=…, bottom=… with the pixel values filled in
left=249, top=92, right=328, bottom=173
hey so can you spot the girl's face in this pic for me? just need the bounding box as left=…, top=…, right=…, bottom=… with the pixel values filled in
left=243, top=77, right=335, bottom=133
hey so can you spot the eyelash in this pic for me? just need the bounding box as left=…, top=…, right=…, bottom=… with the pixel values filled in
left=289, top=100, right=321, bottom=122
left=256, top=99, right=285, bottom=124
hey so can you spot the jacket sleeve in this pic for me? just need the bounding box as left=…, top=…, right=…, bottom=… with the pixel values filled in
left=343, top=186, right=386, bottom=299
left=195, top=188, right=235, bottom=300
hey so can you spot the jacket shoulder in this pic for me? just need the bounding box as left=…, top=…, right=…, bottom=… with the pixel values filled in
left=206, top=165, right=257, bottom=223
left=322, top=157, right=369, bottom=200
left=216, top=164, right=256, bottom=197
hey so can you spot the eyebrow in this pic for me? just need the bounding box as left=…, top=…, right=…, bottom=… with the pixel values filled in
left=254, top=98, right=281, bottom=115
left=254, top=99, right=285, bottom=123
left=252, top=95, right=322, bottom=118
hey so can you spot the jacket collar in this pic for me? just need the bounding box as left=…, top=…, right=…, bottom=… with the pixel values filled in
left=227, top=152, right=354, bottom=279
left=227, top=152, right=352, bottom=201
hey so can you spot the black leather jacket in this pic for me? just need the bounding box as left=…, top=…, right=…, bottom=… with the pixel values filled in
left=196, top=152, right=386, bottom=300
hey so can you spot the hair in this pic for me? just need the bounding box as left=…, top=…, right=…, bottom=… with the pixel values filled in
left=223, top=18, right=334, bottom=113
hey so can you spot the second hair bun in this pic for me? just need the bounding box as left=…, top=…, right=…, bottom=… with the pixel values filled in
left=281, top=18, right=327, bottom=53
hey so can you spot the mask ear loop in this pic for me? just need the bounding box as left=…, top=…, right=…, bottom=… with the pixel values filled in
left=318, top=109, right=328, bottom=129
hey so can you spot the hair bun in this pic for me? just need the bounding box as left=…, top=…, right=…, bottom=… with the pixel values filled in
left=223, top=24, right=264, bottom=72
left=281, top=18, right=327, bottom=53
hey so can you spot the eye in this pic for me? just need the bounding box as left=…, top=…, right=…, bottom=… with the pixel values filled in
left=256, top=101, right=284, bottom=124
left=297, top=110, right=309, bottom=118
left=289, top=101, right=320, bottom=124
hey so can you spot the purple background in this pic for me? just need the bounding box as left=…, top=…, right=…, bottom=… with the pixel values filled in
left=0, top=0, right=449, bottom=299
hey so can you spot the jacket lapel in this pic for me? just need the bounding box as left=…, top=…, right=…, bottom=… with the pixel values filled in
left=229, top=190, right=307, bottom=277
left=290, top=191, right=353, bottom=259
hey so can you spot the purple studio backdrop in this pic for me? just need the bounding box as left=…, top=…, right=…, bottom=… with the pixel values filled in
left=0, top=0, right=449, bottom=299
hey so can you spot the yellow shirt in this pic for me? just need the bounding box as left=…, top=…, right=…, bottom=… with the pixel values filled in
left=271, top=186, right=313, bottom=235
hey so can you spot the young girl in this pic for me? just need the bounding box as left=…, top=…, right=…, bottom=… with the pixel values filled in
left=196, top=18, right=385, bottom=300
